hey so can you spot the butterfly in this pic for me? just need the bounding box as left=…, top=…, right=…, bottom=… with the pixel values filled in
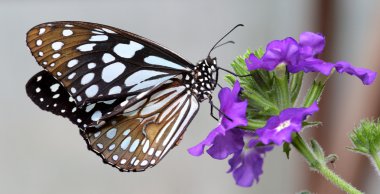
left=26, top=21, right=242, bottom=172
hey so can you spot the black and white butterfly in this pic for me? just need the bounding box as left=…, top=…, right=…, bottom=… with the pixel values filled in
left=26, top=21, right=242, bottom=171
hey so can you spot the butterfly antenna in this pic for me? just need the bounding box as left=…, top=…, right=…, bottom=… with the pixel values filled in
left=212, top=40, right=235, bottom=50
left=207, top=24, right=244, bottom=57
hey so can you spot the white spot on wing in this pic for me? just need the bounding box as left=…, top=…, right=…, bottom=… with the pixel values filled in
left=123, top=129, right=130, bottom=136
left=87, top=62, right=96, bottom=69
left=62, top=29, right=73, bottom=36
left=101, top=62, right=126, bottom=83
left=121, top=136, right=131, bottom=150
left=50, top=83, right=60, bottom=92
left=140, top=160, right=148, bottom=166
left=68, top=72, right=76, bottom=80
left=52, top=53, right=60, bottom=59
left=36, top=39, right=42, bottom=46
left=102, top=53, right=115, bottom=63
left=81, top=73, right=95, bottom=85
left=85, top=85, right=99, bottom=97
left=89, top=35, right=108, bottom=41
left=113, top=42, right=143, bottom=58
left=143, top=140, right=150, bottom=153
left=85, top=104, right=95, bottom=112
left=77, top=43, right=96, bottom=52
left=91, top=110, right=102, bottom=121
left=148, top=148, right=154, bottom=155
left=129, top=139, right=140, bottom=152
left=108, top=86, right=122, bottom=95
left=97, top=143, right=103, bottom=149
left=39, top=28, right=46, bottom=35
left=106, top=128, right=117, bottom=139
left=155, top=150, right=162, bottom=157
left=67, top=59, right=79, bottom=68
left=52, top=42, right=64, bottom=51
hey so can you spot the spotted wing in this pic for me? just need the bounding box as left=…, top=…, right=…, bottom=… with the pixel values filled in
left=26, top=21, right=193, bottom=107
left=26, top=70, right=126, bottom=128
left=81, top=77, right=199, bottom=171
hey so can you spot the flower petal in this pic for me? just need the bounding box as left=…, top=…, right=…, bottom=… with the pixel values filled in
left=187, top=125, right=225, bottom=156
left=334, top=61, right=377, bottom=85
left=299, top=32, right=325, bottom=58
left=256, top=102, right=319, bottom=145
left=246, top=38, right=299, bottom=71
left=288, top=58, right=334, bottom=76
left=228, top=138, right=272, bottom=187
left=207, top=129, right=244, bottom=160
left=219, top=81, right=248, bottom=129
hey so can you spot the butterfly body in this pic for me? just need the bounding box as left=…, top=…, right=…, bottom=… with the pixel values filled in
left=184, top=57, right=218, bottom=102
left=26, top=21, right=221, bottom=171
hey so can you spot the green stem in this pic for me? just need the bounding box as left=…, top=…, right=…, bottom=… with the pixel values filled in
left=290, top=72, right=304, bottom=105
left=274, top=64, right=290, bottom=110
left=292, top=133, right=363, bottom=194
left=371, top=152, right=380, bottom=172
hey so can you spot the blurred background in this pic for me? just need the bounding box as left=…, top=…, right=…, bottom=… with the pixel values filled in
left=0, top=0, right=379, bottom=193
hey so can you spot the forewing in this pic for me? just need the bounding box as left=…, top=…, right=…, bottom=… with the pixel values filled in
left=81, top=77, right=199, bottom=171
left=26, top=21, right=193, bottom=106
left=26, top=70, right=125, bottom=128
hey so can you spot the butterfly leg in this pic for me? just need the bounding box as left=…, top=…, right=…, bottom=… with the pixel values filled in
left=208, top=98, right=233, bottom=122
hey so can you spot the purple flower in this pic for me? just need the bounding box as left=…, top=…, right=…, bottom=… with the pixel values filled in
left=199, top=128, right=273, bottom=187
left=227, top=131, right=273, bottom=187
left=256, top=102, right=319, bottom=145
left=335, top=61, right=377, bottom=85
left=245, top=32, right=377, bottom=84
left=188, top=81, right=248, bottom=156
left=246, top=37, right=299, bottom=71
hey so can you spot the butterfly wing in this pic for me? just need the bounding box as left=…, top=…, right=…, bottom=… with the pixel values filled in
left=81, top=76, right=199, bottom=171
left=26, top=70, right=126, bottom=128
left=26, top=21, right=193, bottom=107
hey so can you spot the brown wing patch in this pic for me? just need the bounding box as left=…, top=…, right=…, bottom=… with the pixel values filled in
left=81, top=78, right=199, bottom=171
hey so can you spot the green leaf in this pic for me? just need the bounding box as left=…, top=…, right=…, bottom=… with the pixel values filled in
left=253, top=48, right=264, bottom=58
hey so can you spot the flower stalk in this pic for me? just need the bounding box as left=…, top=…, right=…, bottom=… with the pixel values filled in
left=292, top=133, right=363, bottom=194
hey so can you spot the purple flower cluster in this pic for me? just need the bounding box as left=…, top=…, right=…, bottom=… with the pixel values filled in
left=189, top=32, right=377, bottom=187
left=246, top=32, right=376, bottom=85
left=189, top=81, right=319, bottom=187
